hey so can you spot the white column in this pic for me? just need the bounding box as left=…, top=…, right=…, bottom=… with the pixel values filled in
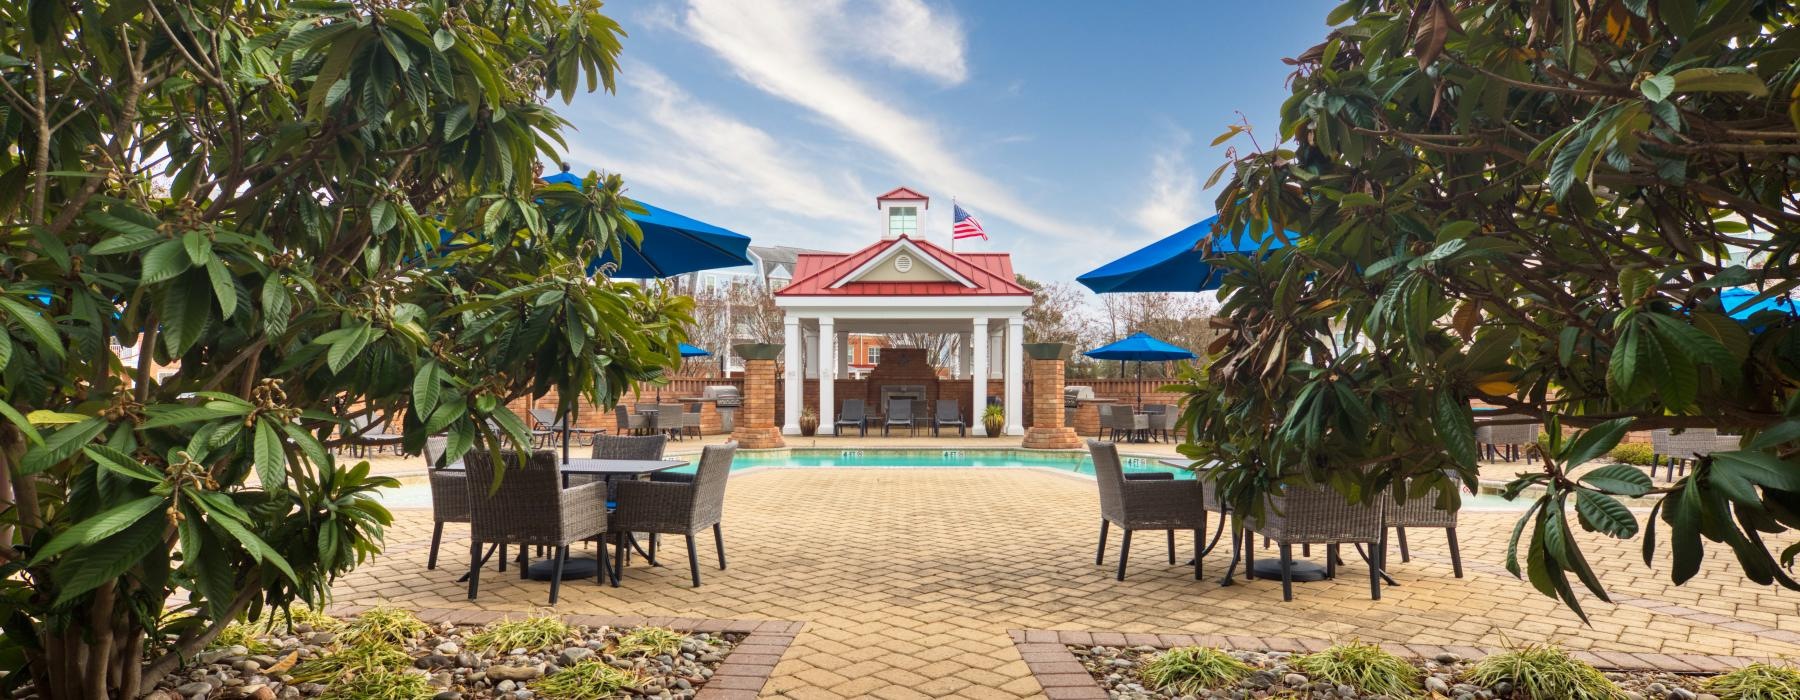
left=803, top=327, right=820, bottom=379
left=988, top=332, right=1004, bottom=379
left=958, top=332, right=973, bottom=378
left=1004, top=316, right=1024, bottom=435
left=970, top=318, right=989, bottom=436
left=783, top=316, right=802, bottom=435
left=819, top=317, right=836, bottom=435
left=837, top=331, right=850, bottom=377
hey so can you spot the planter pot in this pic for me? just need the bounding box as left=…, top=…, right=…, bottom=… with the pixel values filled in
left=1024, top=343, right=1073, bottom=361
left=799, top=422, right=818, bottom=437
left=982, top=420, right=1005, bottom=437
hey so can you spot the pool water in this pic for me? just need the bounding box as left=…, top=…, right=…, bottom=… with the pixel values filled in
left=374, top=449, right=1531, bottom=511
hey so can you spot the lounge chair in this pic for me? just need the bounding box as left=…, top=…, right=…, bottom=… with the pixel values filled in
left=462, top=450, right=609, bottom=604
left=933, top=399, right=966, bottom=437
left=1088, top=440, right=1207, bottom=581
left=610, top=442, right=737, bottom=587
left=835, top=399, right=868, bottom=437
left=883, top=399, right=916, bottom=436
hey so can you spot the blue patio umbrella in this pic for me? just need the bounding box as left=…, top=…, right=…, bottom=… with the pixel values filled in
left=545, top=172, right=753, bottom=278
left=1720, top=287, right=1800, bottom=322
left=678, top=343, right=712, bottom=357
left=1077, top=214, right=1301, bottom=294
left=1084, top=332, right=1198, bottom=407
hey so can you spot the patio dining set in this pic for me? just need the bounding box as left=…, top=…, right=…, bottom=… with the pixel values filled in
left=423, top=434, right=738, bottom=604
left=1087, top=440, right=1462, bottom=602
left=1095, top=403, right=1180, bottom=443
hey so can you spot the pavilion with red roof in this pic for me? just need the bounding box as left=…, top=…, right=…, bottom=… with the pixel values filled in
left=773, top=187, right=1033, bottom=435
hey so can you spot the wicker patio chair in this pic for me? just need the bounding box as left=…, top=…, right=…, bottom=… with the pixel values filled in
left=656, top=403, right=685, bottom=440
left=1386, top=474, right=1462, bottom=578
left=615, top=406, right=648, bottom=436
left=835, top=399, right=868, bottom=437
left=424, top=436, right=467, bottom=571
left=1476, top=418, right=1539, bottom=462
left=934, top=399, right=967, bottom=437
left=1240, top=480, right=1386, bottom=601
left=1651, top=428, right=1718, bottom=480
left=610, top=442, right=738, bottom=587
left=1103, top=407, right=1148, bottom=443
left=1146, top=406, right=1179, bottom=443
left=462, top=450, right=609, bottom=604
left=1088, top=440, right=1208, bottom=581
left=883, top=399, right=916, bottom=436
left=576, top=434, right=669, bottom=488
left=680, top=403, right=703, bottom=438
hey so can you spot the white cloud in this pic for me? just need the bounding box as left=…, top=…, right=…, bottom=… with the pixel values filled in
left=1132, top=129, right=1204, bottom=236
left=563, top=66, right=866, bottom=231
left=849, top=0, right=968, bottom=85
left=679, top=0, right=1084, bottom=241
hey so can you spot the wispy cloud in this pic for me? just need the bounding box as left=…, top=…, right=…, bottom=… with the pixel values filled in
left=1131, top=128, right=1205, bottom=236
left=563, top=66, right=866, bottom=232
left=679, top=0, right=1083, bottom=241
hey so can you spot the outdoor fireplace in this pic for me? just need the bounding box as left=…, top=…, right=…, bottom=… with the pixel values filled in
left=877, top=384, right=927, bottom=411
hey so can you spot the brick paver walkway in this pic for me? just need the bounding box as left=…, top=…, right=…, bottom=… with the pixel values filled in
left=331, top=468, right=1800, bottom=699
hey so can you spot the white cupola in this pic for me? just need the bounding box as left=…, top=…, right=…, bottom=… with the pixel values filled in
left=875, top=187, right=929, bottom=241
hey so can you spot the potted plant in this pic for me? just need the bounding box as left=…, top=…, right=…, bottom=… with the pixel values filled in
left=799, top=408, right=819, bottom=436
left=982, top=404, right=1005, bottom=437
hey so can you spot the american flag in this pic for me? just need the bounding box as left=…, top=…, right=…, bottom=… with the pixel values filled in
left=952, top=203, right=987, bottom=240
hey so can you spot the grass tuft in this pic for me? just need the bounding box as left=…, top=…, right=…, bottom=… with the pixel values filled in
left=614, top=627, right=684, bottom=657
left=211, top=621, right=278, bottom=654
left=466, top=615, right=574, bottom=653
left=1140, top=646, right=1254, bottom=695
left=290, top=642, right=412, bottom=684
left=260, top=603, right=342, bottom=634
left=320, top=669, right=435, bottom=700
left=1292, top=641, right=1420, bottom=698
left=336, top=607, right=429, bottom=647
left=1464, top=644, right=1625, bottom=700
left=534, top=660, right=642, bottom=700
left=1702, top=663, right=1800, bottom=700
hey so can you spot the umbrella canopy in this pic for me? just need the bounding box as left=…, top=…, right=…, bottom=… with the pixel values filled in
left=678, top=343, right=712, bottom=357
left=1077, top=214, right=1300, bottom=294
left=1720, top=287, right=1800, bottom=321
left=1084, top=333, right=1197, bottom=408
left=543, top=170, right=753, bottom=278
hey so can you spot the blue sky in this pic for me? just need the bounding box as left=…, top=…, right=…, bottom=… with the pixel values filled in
left=557, top=0, right=1338, bottom=284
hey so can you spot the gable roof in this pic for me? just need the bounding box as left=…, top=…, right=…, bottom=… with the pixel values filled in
left=875, top=187, right=930, bottom=207
left=775, top=235, right=1032, bottom=297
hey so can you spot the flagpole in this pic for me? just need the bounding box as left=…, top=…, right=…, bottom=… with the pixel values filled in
left=950, top=197, right=957, bottom=253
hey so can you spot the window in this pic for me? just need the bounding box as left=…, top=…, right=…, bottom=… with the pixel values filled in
left=867, top=347, right=881, bottom=365
left=888, top=206, right=918, bottom=237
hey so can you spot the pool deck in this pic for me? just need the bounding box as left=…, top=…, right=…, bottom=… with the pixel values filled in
left=331, top=466, right=1800, bottom=699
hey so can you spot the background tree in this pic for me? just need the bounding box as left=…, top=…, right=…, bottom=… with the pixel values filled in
left=0, top=0, right=686, bottom=696
left=1187, top=0, right=1800, bottom=619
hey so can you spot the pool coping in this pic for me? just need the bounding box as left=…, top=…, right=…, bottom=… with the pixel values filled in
left=321, top=604, right=801, bottom=700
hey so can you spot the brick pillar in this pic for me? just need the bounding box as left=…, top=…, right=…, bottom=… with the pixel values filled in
left=1021, top=344, right=1081, bottom=450
left=731, top=344, right=785, bottom=449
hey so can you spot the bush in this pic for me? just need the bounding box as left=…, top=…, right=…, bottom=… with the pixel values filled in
left=1702, top=663, right=1800, bottom=700
left=1140, top=646, right=1253, bottom=695
left=1464, top=644, right=1624, bottom=700
left=535, top=660, right=643, bottom=700
left=1608, top=443, right=1656, bottom=467
left=335, top=608, right=429, bottom=648
left=467, top=615, right=574, bottom=653
left=614, top=627, right=686, bottom=657
left=1292, top=641, right=1419, bottom=697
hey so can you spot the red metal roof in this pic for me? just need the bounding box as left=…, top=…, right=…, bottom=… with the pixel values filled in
left=874, top=187, right=930, bottom=206
left=775, top=236, right=1031, bottom=297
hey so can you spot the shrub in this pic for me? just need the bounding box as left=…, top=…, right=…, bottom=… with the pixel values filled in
left=534, top=660, right=643, bottom=700
left=467, top=615, right=574, bottom=653
left=324, top=669, right=436, bottom=700
left=1608, top=443, right=1656, bottom=467
left=1464, top=644, right=1624, bottom=700
left=1292, top=641, right=1419, bottom=697
left=614, top=627, right=685, bottom=657
left=290, top=642, right=412, bottom=684
left=1140, top=646, right=1253, bottom=695
left=1702, top=663, right=1800, bottom=700
left=336, top=608, right=429, bottom=647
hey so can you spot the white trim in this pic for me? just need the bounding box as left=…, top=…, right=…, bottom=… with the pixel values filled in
left=827, top=239, right=976, bottom=289
left=775, top=295, right=1029, bottom=311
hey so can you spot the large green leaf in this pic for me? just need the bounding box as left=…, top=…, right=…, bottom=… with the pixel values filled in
left=20, top=417, right=107, bottom=474
left=52, top=514, right=167, bottom=605
left=1560, top=418, right=1635, bottom=469
left=31, top=495, right=166, bottom=563
left=254, top=419, right=288, bottom=491
left=1575, top=490, right=1638, bottom=538
left=1578, top=463, right=1653, bottom=496
left=0, top=297, right=63, bottom=358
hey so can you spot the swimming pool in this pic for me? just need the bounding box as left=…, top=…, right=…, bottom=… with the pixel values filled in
left=372, top=448, right=1532, bottom=511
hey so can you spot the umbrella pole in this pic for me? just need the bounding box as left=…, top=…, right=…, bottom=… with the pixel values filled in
left=563, top=406, right=574, bottom=464
left=1136, top=361, right=1143, bottom=409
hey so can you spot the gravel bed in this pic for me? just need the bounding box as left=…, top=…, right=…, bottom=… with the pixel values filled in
left=1075, top=645, right=1713, bottom=700
left=142, top=620, right=741, bottom=700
